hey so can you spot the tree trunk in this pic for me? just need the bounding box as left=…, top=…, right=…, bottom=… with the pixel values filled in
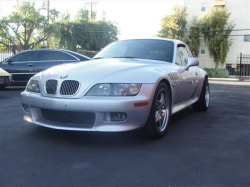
left=24, top=23, right=27, bottom=50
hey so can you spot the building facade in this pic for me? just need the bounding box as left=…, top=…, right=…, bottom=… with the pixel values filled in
left=184, top=0, right=250, bottom=69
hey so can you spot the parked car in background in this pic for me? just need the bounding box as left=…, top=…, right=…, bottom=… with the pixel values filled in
left=0, top=49, right=90, bottom=87
left=0, top=68, right=13, bottom=89
left=21, top=38, right=209, bottom=139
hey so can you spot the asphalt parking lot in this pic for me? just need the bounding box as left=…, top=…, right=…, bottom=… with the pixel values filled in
left=0, top=81, right=249, bottom=187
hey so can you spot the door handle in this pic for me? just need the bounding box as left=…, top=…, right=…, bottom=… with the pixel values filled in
left=195, top=72, right=198, bottom=76
left=27, top=64, right=34, bottom=66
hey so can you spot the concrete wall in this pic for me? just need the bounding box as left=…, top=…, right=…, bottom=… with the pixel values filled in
left=184, top=0, right=250, bottom=69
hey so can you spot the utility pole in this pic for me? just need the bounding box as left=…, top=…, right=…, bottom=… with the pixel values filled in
left=42, top=0, right=50, bottom=23
left=85, top=2, right=98, bottom=20
left=47, top=0, right=50, bottom=48
left=47, top=0, right=49, bottom=24
left=41, top=0, right=50, bottom=48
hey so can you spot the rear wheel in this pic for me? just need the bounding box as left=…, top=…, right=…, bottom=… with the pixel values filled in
left=193, top=78, right=209, bottom=111
left=143, top=83, right=171, bottom=139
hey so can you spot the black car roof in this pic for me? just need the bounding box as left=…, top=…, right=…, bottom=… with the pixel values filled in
left=19, top=49, right=90, bottom=59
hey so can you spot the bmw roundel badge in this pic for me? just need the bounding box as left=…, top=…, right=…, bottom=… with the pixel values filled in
left=60, top=74, right=68, bottom=79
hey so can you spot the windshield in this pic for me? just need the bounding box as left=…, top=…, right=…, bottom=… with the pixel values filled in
left=94, top=39, right=174, bottom=63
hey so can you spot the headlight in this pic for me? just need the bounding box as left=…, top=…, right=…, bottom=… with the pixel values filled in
left=114, top=84, right=128, bottom=95
left=97, top=83, right=110, bottom=96
left=26, top=80, right=40, bottom=93
left=86, top=83, right=141, bottom=96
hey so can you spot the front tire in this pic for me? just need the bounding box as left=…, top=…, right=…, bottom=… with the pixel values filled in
left=143, top=83, right=171, bottom=139
left=193, top=78, right=210, bottom=111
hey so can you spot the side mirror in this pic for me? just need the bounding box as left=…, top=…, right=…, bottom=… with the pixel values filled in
left=7, top=59, right=13, bottom=64
left=184, top=57, right=199, bottom=71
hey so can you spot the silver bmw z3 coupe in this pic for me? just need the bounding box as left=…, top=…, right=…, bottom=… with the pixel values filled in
left=21, top=38, right=209, bottom=138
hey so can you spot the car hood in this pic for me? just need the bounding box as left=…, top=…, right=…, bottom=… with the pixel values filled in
left=38, top=58, right=175, bottom=97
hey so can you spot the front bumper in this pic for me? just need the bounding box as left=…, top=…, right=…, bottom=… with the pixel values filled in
left=0, top=76, right=14, bottom=86
left=21, top=84, right=155, bottom=132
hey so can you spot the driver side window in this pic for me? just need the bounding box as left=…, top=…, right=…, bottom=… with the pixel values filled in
left=175, top=50, right=182, bottom=66
left=176, top=45, right=189, bottom=66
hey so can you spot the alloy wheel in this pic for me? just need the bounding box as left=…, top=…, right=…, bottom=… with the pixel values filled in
left=155, top=89, right=169, bottom=132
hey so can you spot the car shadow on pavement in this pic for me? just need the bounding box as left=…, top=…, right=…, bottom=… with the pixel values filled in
left=2, top=86, right=26, bottom=91
left=29, top=106, right=200, bottom=147
left=170, top=107, right=195, bottom=125
left=31, top=126, right=153, bottom=147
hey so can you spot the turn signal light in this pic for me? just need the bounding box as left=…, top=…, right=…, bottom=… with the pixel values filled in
left=134, top=102, right=148, bottom=107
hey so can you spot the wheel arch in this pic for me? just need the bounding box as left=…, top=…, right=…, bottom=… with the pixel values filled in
left=157, top=78, right=173, bottom=109
left=143, top=78, right=173, bottom=139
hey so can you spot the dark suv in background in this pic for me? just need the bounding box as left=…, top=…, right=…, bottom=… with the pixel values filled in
left=0, top=49, right=90, bottom=87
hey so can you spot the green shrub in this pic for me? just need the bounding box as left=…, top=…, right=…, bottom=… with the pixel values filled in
left=203, top=68, right=229, bottom=78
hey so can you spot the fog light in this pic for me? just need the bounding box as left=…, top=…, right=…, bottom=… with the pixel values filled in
left=110, top=112, right=127, bottom=122
left=22, top=104, right=30, bottom=113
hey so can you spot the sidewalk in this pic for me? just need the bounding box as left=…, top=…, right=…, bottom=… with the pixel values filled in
left=208, top=77, right=250, bottom=86
left=209, top=77, right=250, bottom=82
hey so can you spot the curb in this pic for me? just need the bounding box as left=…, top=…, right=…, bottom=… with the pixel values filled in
left=208, top=78, right=250, bottom=82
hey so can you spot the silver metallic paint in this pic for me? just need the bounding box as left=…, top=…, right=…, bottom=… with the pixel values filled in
left=21, top=84, right=155, bottom=131
left=20, top=38, right=208, bottom=132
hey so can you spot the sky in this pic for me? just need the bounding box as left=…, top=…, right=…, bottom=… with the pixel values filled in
left=0, top=0, right=183, bottom=39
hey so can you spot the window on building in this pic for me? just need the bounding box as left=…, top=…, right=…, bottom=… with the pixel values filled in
left=201, top=2, right=206, bottom=12
left=214, top=5, right=225, bottom=8
left=201, top=45, right=205, bottom=54
left=214, top=0, right=226, bottom=8
left=244, top=35, right=250, bottom=42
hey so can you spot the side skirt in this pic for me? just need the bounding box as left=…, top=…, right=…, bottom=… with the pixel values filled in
left=171, top=97, right=199, bottom=115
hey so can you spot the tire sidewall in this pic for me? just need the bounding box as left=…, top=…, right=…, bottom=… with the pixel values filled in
left=146, top=83, right=171, bottom=138
left=201, top=78, right=209, bottom=110
left=194, top=77, right=209, bottom=111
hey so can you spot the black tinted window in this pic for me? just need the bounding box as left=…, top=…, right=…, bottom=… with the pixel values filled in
left=37, top=51, right=77, bottom=61
left=11, top=51, right=38, bottom=62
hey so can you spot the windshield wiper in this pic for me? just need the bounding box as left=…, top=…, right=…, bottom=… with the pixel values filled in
left=92, top=57, right=136, bottom=60
left=92, top=57, right=105, bottom=60
left=113, top=57, right=136, bottom=59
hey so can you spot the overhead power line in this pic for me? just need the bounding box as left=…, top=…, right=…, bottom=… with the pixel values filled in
left=199, top=34, right=250, bottom=37
left=186, top=28, right=250, bottom=33
left=85, top=2, right=98, bottom=20
left=77, top=30, right=117, bottom=33
left=74, top=28, right=116, bottom=31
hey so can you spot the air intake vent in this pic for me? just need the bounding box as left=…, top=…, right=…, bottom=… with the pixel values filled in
left=45, top=80, right=58, bottom=94
left=41, top=108, right=95, bottom=128
left=60, top=80, right=80, bottom=95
